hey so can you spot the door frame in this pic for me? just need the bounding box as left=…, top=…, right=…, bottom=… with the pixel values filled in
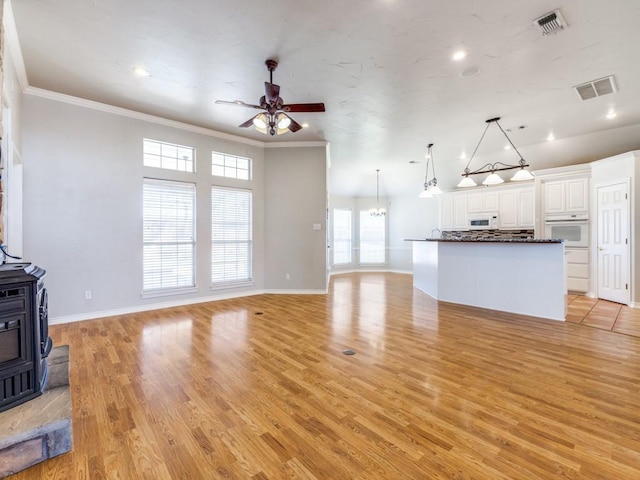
left=594, top=178, right=632, bottom=305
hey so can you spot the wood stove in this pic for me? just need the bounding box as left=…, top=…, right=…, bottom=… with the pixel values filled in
left=0, top=263, right=51, bottom=412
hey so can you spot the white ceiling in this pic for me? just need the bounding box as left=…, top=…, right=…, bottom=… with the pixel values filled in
left=10, top=0, right=640, bottom=196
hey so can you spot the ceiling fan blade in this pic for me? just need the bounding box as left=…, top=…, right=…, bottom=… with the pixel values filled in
left=281, top=103, right=326, bottom=113
left=265, top=82, right=280, bottom=104
left=287, top=117, right=303, bottom=132
left=238, top=116, right=257, bottom=128
left=215, top=100, right=263, bottom=110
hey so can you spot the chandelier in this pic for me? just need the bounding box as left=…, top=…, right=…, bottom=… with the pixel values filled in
left=370, top=169, right=387, bottom=217
left=458, top=117, right=534, bottom=187
left=419, top=143, right=442, bottom=198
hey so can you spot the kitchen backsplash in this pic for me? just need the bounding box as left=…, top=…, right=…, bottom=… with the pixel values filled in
left=442, top=229, right=534, bottom=240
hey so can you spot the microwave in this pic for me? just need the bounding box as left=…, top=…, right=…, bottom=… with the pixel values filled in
left=468, top=214, right=498, bottom=230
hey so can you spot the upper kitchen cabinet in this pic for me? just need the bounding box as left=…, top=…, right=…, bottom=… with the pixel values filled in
left=441, top=194, right=468, bottom=230
left=543, top=177, right=589, bottom=214
left=467, top=191, right=498, bottom=213
left=499, top=187, right=534, bottom=229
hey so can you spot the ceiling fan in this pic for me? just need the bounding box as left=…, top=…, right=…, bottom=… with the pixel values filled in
left=215, top=59, right=325, bottom=136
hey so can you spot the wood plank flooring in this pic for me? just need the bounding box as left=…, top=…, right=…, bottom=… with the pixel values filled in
left=8, top=273, right=640, bottom=479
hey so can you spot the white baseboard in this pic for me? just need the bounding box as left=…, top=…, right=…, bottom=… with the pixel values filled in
left=49, top=288, right=333, bottom=325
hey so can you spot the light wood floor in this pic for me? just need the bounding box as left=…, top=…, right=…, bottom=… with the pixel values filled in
left=9, top=273, right=640, bottom=479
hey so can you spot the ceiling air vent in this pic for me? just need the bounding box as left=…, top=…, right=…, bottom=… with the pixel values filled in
left=573, top=76, right=617, bottom=101
left=534, top=9, right=567, bottom=35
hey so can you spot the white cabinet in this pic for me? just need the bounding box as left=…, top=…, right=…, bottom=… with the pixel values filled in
left=467, top=191, right=498, bottom=213
left=566, top=247, right=589, bottom=292
left=544, top=177, right=589, bottom=214
left=441, top=194, right=468, bottom=230
left=498, top=187, right=535, bottom=230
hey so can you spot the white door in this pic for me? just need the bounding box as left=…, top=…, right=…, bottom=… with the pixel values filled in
left=597, top=181, right=630, bottom=304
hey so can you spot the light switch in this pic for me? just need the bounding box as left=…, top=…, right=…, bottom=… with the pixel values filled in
left=313, top=223, right=322, bottom=230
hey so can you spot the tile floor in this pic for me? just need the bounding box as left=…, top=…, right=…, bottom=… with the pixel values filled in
left=566, top=295, right=640, bottom=338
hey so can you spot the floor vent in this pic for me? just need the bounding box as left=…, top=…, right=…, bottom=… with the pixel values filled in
left=573, top=76, right=617, bottom=101
left=534, top=9, right=567, bottom=35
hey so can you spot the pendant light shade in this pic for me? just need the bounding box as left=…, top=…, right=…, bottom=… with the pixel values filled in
left=458, top=117, right=533, bottom=187
left=510, top=168, right=535, bottom=181
left=482, top=172, right=505, bottom=185
left=418, top=143, right=442, bottom=198
left=457, top=176, right=477, bottom=188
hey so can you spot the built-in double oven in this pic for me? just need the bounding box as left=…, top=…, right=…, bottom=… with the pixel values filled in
left=544, top=213, right=589, bottom=248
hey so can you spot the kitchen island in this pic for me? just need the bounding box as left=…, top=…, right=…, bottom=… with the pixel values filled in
left=407, top=238, right=566, bottom=321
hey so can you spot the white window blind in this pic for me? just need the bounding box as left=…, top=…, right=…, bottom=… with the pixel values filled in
left=143, top=179, right=196, bottom=292
left=333, top=209, right=352, bottom=265
left=143, top=139, right=195, bottom=172
left=212, top=152, right=252, bottom=180
left=359, top=211, right=386, bottom=264
left=211, top=187, right=252, bottom=286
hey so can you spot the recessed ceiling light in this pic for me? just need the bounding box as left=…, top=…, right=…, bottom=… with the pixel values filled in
left=302, top=123, right=309, bottom=128
left=452, top=50, right=468, bottom=61
left=459, top=152, right=467, bottom=160
left=133, top=66, right=150, bottom=77
left=504, top=145, right=512, bottom=150
left=606, top=109, right=617, bottom=119
left=547, top=133, right=555, bottom=141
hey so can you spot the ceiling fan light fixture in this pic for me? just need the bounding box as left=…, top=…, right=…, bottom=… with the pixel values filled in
left=276, top=113, right=291, bottom=129
left=253, top=113, right=268, bottom=130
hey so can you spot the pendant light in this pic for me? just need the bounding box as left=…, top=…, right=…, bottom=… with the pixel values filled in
left=418, top=143, right=442, bottom=198
left=370, top=169, right=387, bottom=217
left=458, top=117, right=534, bottom=187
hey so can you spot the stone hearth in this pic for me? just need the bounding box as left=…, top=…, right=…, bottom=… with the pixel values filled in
left=0, top=345, right=72, bottom=477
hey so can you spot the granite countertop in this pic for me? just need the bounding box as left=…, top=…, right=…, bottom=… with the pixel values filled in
left=405, top=238, right=564, bottom=243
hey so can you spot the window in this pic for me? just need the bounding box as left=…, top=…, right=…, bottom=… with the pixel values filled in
left=143, top=139, right=195, bottom=172
left=143, top=179, right=196, bottom=293
left=359, top=211, right=386, bottom=264
left=211, top=187, right=252, bottom=286
left=212, top=152, right=251, bottom=180
left=332, top=209, right=352, bottom=265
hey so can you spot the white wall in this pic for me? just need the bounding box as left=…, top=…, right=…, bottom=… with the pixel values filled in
left=2, top=22, right=25, bottom=257
left=263, top=146, right=327, bottom=291
left=21, top=93, right=329, bottom=320
left=387, top=194, right=439, bottom=272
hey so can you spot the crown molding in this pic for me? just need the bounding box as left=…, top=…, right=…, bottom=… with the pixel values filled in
left=3, top=0, right=29, bottom=91
left=264, top=141, right=328, bottom=148
left=24, top=86, right=267, bottom=147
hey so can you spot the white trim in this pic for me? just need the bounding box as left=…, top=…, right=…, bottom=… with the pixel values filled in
left=25, top=86, right=265, bottom=146
left=262, top=289, right=327, bottom=294
left=329, top=269, right=412, bottom=276
left=49, top=288, right=333, bottom=324
left=23, top=86, right=328, bottom=150
left=50, top=290, right=263, bottom=325
left=264, top=141, right=327, bottom=148
left=3, top=1, right=28, bottom=91
left=140, top=286, right=198, bottom=299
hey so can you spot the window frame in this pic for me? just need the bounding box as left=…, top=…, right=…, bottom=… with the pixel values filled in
left=211, top=151, right=252, bottom=180
left=143, top=138, right=196, bottom=173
